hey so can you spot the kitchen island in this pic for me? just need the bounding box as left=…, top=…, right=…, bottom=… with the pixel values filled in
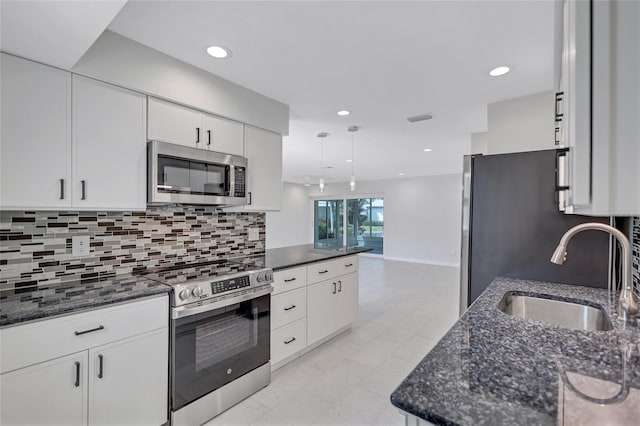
left=390, top=277, right=640, bottom=425
left=263, top=244, right=373, bottom=270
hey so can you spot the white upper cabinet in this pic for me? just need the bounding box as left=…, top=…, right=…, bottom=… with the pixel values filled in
left=72, top=76, right=147, bottom=211
left=559, top=0, right=640, bottom=216
left=0, top=53, right=72, bottom=209
left=147, top=97, right=202, bottom=148
left=148, top=97, right=244, bottom=155
left=243, top=125, right=283, bottom=211
left=202, top=113, right=244, bottom=156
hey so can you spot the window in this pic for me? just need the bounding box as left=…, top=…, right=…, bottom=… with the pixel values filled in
left=314, top=197, right=384, bottom=254
left=314, top=199, right=344, bottom=249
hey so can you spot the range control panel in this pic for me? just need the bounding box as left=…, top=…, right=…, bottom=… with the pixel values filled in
left=211, top=276, right=251, bottom=295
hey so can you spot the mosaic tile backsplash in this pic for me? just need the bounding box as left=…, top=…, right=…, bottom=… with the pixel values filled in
left=0, top=207, right=265, bottom=290
left=633, top=216, right=639, bottom=296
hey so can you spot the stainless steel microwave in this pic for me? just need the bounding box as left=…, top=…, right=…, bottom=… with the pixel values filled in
left=148, top=141, right=247, bottom=206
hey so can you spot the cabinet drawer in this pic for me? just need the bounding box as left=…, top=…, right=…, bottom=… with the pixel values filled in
left=0, top=296, right=168, bottom=374
left=272, top=266, right=307, bottom=295
left=271, top=318, right=306, bottom=365
left=271, top=287, right=306, bottom=330
left=307, top=256, right=359, bottom=284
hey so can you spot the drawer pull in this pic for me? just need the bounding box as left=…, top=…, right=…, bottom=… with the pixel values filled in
left=284, top=304, right=296, bottom=311
left=284, top=337, right=296, bottom=345
left=74, top=325, right=104, bottom=336
left=318, top=270, right=329, bottom=274
left=345, top=263, right=353, bottom=267
left=98, top=354, right=104, bottom=379
left=74, top=361, right=80, bottom=387
left=284, top=277, right=297, bottom=283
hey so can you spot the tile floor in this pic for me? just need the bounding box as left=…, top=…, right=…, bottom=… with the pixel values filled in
left=206, top=257, right=460, bottom=426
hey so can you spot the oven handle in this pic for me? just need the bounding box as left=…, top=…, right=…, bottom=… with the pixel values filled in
left=171, top=285, right=273, bottom=320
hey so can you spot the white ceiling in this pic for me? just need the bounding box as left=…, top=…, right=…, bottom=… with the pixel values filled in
left=0, top=0, right=127, bottom=69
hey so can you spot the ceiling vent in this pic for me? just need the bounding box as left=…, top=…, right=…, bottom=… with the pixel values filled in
left=407, top=113, right=433, bottom=123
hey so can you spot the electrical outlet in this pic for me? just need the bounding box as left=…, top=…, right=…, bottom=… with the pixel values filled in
left=72, top=235, right=90, bottom=257
left=248, top=228, right=259, bottom=241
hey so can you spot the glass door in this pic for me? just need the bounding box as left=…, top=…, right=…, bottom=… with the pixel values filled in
left=314, top=200, right=344, bottom=249
left=346, top=198, right=384, bottom=254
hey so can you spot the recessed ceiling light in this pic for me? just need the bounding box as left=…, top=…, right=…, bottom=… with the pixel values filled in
left=346, top=159, right=353, bottom=163
left=489, top=66, right=510, bottom=77
left=337, top=110, right=351, bottom=116
left=206, top=45, right=231, bottom=59
left=423, top=148, right=433, bottom=152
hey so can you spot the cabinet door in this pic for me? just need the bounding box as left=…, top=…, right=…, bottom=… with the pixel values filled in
left=88, top=328, right=168, bottom=426
left=0, top=53, right=72, bottom=209
left=244, top=125, right=283, bottom=211
left=307, top=280, right=337, bottom=345
left=148, top=97, right=203, bottom=148
left=72, top=76, right=147, bottom=210
left=335, top=272, right=359, bottom=330
left=203, top=113, right=244, bottom=156
left=0, top=352, right=87, bottom=426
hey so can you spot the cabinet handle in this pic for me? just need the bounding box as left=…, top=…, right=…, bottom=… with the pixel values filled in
left=74, top=361, right=80, bottom=387
left=207, top=130, right=212, bottom=145
left=284, top=337, right=296, bottom=345
left=284, top=304, right=296, bottom=311
left=74, top=325, right=104, bottom=336
left=98, top=354, right=103, bottom=379
left=338, top=280, right=342, bottom=292
left=344, top=263, right=353, bottom=267
left=284, top=277, right=296, bottom=283
left=59, top=179, right=65, bottom=200
left=196, top=127, right=200, bottom=144
left=555, top=148, right=570, bottom=192
left=555, top=91, right=564, bottom=122
left=319, top=270, right=329, bottom=274
left=81, top=180, right=86, bottom=200
left=248, top=191, right=252, bottom=205
left=555, top=127, right=561, bottom=146
left=332, top=282, right=337, bottom=294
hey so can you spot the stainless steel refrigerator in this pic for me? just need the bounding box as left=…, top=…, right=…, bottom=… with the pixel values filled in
left=459, top=149, right=611, bottom=314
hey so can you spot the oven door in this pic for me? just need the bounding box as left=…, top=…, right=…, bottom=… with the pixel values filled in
left=171, top=294, right=270, bottom=411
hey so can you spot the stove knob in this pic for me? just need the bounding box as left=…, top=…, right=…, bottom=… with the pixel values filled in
left=256, top=273, right=264, bottom=283
left=265, top=271, right=273, bottom=282
left=192, top=287, right=203, bottom=298
left=179, top=289, right=190, bottom=301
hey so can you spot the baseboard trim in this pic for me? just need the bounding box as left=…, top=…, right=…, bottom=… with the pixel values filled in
left=382, top=256, right=459, bottom=267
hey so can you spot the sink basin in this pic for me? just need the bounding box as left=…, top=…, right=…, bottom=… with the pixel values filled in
left=498, top=292, right=612, bottom=332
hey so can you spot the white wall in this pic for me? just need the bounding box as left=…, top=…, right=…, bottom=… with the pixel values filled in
left=470, top=131, right=488, bottom=155
left=304, top=174, right=463, bottom=266
left=266, top=182, right=312, bottom=249
left=487, top=91, right=555, bottom=154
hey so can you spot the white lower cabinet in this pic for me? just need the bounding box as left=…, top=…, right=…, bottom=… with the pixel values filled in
left=307, top=272, right=358, bottom=346
left=270, top=256, right=360, bottom=369
left=88, top=329, right=168, bottom=426
left=271, top=318, right=307, bottom=365
left=0, top=296, right=168, bottom=426
left=0, top=352, right=88, bottom=426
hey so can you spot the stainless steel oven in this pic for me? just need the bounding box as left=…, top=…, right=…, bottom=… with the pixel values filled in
left=148, top=140, right=248, bottom=206
left=145, top=261, right=273, bottom=426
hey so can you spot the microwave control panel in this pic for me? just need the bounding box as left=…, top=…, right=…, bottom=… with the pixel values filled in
left=234, top=167, right=246, bottom=197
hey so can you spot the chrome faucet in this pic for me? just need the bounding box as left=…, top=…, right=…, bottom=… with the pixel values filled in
left=550, top=223, right=639, bottom=324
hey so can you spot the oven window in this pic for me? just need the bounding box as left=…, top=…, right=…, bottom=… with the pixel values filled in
left=194, top=307, right=258, bottom=371
left=171, top=294, right=270, bottom=411
left=158, top=155, right=228, bottom=195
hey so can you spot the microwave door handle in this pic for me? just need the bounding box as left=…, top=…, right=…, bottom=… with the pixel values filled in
left=225, top=166, right=231, bottom=195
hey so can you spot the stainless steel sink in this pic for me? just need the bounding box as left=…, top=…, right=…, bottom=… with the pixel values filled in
left=498, top=292, right=612, bottom=331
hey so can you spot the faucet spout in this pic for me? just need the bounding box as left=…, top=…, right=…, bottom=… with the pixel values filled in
left=550, top=223, right=639, bottom=324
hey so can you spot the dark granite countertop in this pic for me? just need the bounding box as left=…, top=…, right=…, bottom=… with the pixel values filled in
left=390, top=277, right=640, bottom=425
left=0, top=275, right=171, bottom=327
left=264, top=244, right=372, bottom=271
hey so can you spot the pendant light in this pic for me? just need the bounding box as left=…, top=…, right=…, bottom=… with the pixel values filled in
left=348, top=126, right=358, bottom=191
left=317, top=132, right=329, bottom=192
